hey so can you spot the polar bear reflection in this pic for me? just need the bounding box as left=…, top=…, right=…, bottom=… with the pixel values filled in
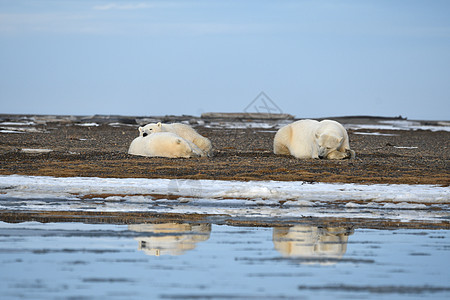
left=273, top=225, right=353, bottom=265
left=128, top=223, right=211, bottom=256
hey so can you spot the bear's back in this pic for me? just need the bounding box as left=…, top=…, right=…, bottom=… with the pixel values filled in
left=164, top=123, right=198, bottom=136
left=128, top=132, right=192, bottom=158
left=164, top=123, right=212, bottom=156
left=290, top=119, right=320, bottom=140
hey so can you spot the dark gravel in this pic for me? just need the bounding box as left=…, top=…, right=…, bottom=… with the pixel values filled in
left=0, top=115, right=448, bottom=185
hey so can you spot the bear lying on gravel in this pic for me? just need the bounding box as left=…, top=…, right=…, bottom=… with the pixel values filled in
left=274, top=119, right=355, bottom=159
left=139, top=122, right=212, bottom=157
left=128, top=132, right=203, bottom=158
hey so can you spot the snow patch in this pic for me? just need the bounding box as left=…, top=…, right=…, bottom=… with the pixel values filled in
left=347, top=120, right=450, bottom=132
left=21, top=148, right=53, bottom=153
left=354, top=132, right=398, bottom=136
left=0, top=175, right=448, bottom=224
left=76, top=123, right=99, bottom=127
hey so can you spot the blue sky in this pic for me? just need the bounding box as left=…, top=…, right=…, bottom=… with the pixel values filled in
left=1, top=0, right=449, bottom=120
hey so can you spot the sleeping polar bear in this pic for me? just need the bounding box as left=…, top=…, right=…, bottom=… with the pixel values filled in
left=128, top=132, right=203, bottom=158
left=273, top=119, right=355, bottom=159
left=139, top=122, right=212, bottom=157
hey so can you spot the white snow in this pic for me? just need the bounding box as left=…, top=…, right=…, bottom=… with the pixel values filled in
left=76, top=123, right=99, bottom=127
left=20, top=148, right=53, bottom=153
left=204, top=121, right=288, bottom=130
left=108, top=122, right=136, bottom=127
left=0, top=121, right=35, bottom=126
left=0, top=175, right=448, bottom=223
left=346, top=120, right=450, bottom=132
left=201, top=119, right=450, bottom=132
left=1, top=175, right=448, bottom=204
left=394, top=146, right=418, bottom=149
left=0, top=130, right=23, bottom=134
left=354, top=132, right=398, bottom=136
left=0, top=126, right=45, bottom=133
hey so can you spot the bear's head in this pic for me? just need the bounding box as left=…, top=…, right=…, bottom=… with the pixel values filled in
left=139, top=122, right=163, bottom=137
left=315, top=133, right=344, bottom=159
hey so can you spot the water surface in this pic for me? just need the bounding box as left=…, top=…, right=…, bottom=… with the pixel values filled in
left=1, top=221, right=449, bottom=300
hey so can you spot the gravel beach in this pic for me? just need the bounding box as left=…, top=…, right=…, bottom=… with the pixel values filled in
left=0, top=114, right=448, bottom=185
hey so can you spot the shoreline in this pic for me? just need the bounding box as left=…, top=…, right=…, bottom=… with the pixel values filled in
left=2, top=210, right=448, bottom=229
left=1, top=174, right=448, bottom=229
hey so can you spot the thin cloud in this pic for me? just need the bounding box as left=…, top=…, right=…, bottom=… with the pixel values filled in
left=0, top=12, right=273, bottom=36
left=93, top=3, right=158, bottom=10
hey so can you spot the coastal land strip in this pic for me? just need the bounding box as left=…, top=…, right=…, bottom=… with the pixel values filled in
left=0, top=114, right=448, bottom=186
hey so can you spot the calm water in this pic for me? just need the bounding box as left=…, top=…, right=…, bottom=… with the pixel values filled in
left=0, top=221, right=449, bottom=300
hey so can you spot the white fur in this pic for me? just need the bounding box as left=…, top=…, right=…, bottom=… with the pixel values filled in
left=139, top=122, right=212, bottom=156
left=273, top=225, right=351, bottom=265
left=273, top=119, right=355, bottom=159
left=128, top=132, right=203, bottom=158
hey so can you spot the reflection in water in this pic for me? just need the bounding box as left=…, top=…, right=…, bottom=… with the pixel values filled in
left=273, top=225, right=354, bottom=265
left=128, top=223, right=211, bottom=256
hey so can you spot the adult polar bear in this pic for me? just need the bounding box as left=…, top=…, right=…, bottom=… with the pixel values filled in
left=128, top=132, right=203, bottom=158
left=139, top=122, right=212, bottom=157
left=274, top=119, right=355, bottom=159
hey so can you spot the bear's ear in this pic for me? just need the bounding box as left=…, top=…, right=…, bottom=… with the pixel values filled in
left=315, top=132, right=320, bottom=139
left=157, top=122, right=162, bottom=127
left=138, top=127, right=143, bottom=133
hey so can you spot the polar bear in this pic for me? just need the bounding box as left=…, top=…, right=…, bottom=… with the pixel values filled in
left=129, top=223, right=211, bottom=256
left=128, top=132, right=203, bottom=158
left=273, top=225, right=353, bottom=265
left=139, top=122, right=212, bottom=157
left=273, top=119, right=355, bottom=159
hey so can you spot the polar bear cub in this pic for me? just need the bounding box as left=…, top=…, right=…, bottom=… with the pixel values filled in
left=139, top=122, right=212, bottom=156
left=274, top=119, right=355, bottom=159
left=128, top=132, right=203, bottom=158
